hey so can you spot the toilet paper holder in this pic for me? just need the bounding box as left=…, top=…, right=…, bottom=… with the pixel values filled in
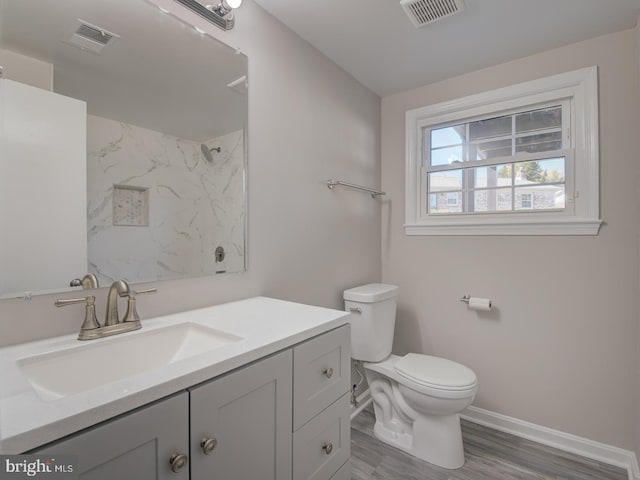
left=460, top=294, right=492, bottom=309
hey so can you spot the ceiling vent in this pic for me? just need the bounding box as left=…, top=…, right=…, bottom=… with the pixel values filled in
left=400, top=0, right=465, bottom=28
left=65, top=20, right=119, bottom=54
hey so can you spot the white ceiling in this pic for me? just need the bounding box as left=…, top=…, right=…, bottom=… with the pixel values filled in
left=253, top=0, right=640, bottom=97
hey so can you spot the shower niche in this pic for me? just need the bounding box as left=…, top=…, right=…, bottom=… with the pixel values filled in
left=112, top=185, right=149, bottom=227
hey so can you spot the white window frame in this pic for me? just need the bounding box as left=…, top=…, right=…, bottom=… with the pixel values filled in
left=405, top=66, right=601, bottom=235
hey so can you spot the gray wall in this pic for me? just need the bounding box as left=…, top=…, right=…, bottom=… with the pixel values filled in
left=0, top=0, right=381, bottom=346
left=381, top=28, right=640, bottom=452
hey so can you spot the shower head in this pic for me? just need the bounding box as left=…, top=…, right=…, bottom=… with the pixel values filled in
left=201, top=144, right=221, bottom=163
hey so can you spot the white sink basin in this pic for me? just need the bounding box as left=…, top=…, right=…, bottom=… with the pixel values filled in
left=17, top=323, right=243, bottom=401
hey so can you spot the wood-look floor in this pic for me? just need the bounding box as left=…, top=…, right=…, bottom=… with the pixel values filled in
left=351, top=407, right=628, bottom=480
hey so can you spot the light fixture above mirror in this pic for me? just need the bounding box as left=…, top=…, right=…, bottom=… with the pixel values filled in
left=174, top=0, right=242, bottom=31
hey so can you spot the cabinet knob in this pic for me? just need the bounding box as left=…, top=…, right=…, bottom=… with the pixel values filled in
left=169, top=453, right=188, bottom=473
left=322, top=367, right=334, bottom=379
left=322, top=442, right=333, bottom=455
left=201, top=437, right=218, bottom=455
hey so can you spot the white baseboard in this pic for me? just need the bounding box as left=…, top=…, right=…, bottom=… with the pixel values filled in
left=461, top=405, right=640, bottom=480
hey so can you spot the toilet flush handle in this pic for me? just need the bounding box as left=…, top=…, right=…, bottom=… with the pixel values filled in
left=348, top=307, right=362, bottom=314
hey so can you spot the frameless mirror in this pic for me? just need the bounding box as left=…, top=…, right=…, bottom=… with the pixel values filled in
left=0, top=0, right=248, bottom=299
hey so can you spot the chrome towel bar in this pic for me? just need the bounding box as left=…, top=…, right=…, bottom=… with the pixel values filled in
left=327, top=179, right=385, bottom=198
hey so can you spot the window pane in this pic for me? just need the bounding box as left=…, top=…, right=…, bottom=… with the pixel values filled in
left=473, top=188, right=513, bottom=212
left=431, top=125, right=465, bottom=149
left=473, top=164, right=516, bottom=188
left=430, top=145, right=463, bottom=166
left=471, top=139, right=512, bottom=160
left=428, top=169, right=462, bottom=192
left=514, top=158, right=565, bottom=185
left=515, top=106, right=561, bottom=134
left=473, top=165, right=507, bottom=189
left=516, top=131, right=562, bottom=154
left=495, top=163, right=514, bottom=184
left=515, top=185, right=565, bottom=210
left=429, top=192, right=462, bottom=214
left=554, top=188, right=566, bottom=208
left=469, top=115, right=511, bottom=141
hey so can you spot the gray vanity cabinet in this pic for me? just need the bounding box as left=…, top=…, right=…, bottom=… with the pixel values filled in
left=33, top=392, right=190, bottom=480
left=189, top=349, right=293, bottom=480
left=29, top=325, right=349, bottom=480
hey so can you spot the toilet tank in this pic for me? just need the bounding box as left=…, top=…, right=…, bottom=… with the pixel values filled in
left=344, top=284, right=399, bottom=362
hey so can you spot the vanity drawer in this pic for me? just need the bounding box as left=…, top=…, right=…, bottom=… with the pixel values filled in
left=293, top=393, right=350, bottom=480
left=293, top=325, right=350, bottom=430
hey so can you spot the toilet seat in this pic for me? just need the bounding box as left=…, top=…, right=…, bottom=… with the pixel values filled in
left=364, top=354, right=477, bottom=400
left=394, top=353, right=477, bottom=391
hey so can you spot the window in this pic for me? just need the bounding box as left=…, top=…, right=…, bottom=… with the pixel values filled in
left=405, top=67, right=601, bottom=235
left=446, top=192, right=460, bottom=207
left=427, top=103, right=568, bottom=215
left=520, top=193, right=532, bottom=210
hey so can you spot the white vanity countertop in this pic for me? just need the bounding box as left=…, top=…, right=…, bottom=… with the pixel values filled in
left=0, top=296, right=350, bottom=453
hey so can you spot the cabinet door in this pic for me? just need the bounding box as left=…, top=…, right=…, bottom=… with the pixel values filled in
left=190, top=350, right=293, bottom=480
left=33, top=393, right=189, bottom=480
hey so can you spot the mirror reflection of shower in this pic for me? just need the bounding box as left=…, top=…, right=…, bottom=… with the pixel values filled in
left=201, top=144, right=221, bottom=163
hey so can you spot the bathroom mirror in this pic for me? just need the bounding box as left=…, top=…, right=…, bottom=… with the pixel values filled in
left=0, top=0, right=248, bottom=299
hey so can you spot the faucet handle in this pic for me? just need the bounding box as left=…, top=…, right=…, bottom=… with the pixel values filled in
left=55, top=295, right=101, bottom=340
left=122, top=288, right=157, bottom=323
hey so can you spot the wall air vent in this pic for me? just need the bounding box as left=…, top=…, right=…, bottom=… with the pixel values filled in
left=400, top=0, right=465, bottom=28
left=65, top=20, right=119, bottom=54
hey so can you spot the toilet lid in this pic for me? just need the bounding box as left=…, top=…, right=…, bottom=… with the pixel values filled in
left=394, top=353, right=477, bottom=390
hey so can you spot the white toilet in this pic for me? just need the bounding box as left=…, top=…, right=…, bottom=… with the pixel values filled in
left=345, top=283, right=477, bottom=469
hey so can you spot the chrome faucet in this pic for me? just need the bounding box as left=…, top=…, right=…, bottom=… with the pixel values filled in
left=56, top=280, right=157, bottom=340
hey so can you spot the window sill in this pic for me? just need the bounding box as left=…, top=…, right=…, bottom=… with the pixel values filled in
left=404, top=216, right=602, bottom=236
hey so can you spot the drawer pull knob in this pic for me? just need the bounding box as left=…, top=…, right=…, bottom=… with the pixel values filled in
left=201, top=437, right=218, bottom=455
left=322, top=442, right=334, bottom=455
left=169, top=453, right=188, bottom=473
left=323, top=367, right=334, bottom=379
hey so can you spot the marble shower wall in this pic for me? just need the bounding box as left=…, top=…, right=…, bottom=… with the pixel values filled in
left=87, top=114, right=245, bottom=285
